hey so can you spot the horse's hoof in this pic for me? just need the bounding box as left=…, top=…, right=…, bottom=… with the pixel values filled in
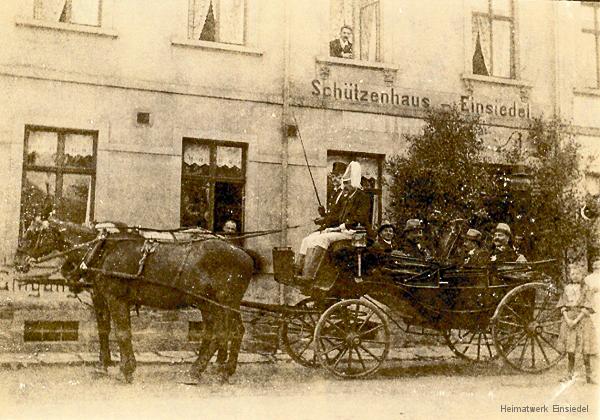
left=122, top=372, right=134, bottom=384
left=189, top=367, right=203, bottom=380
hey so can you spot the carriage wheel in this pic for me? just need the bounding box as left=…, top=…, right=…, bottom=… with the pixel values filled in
left=492, top=282, right=564, bottom=373
left=280, top=298, right=321, bottom=368
left=314, top=299, right=390, bottom=379
left=443, top=326, right=497, bottom=363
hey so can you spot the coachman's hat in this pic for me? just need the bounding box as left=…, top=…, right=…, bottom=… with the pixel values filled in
left=464, top=228, right=482, bottom=243
left=404, top=219, right=423, bottom=232
left=494, top=223, right=512, bottom=236
left=331, top=162, right=348, bottom=176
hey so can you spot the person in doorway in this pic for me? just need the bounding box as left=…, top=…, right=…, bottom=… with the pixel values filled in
left=223, top=219, right=237, bottom=234
left=330, top=25, right=354, bottom=59
left=296, top=161, right=371, bottom=284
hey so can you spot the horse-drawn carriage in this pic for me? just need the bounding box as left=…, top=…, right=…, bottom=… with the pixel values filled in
left=272, top=225, right=564, bottom=378
left=16, top=217, right=565, bottom=382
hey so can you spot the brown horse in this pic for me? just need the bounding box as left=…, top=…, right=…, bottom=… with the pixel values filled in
left=16, top=217, right=257, bottom=383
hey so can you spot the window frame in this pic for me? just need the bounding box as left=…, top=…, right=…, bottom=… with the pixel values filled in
left=20, top=125, right=98, bottom=237
left=329, top=0, right=382, bottom=63
left=33, top=0, right=103, bottom=27
left=326, top=149, right=384, bottom=227
left=180, top=138, right=247, bottom=232
left=582, top=2, right=600, bottom=89
left=471, top=0, right=516, bottom=79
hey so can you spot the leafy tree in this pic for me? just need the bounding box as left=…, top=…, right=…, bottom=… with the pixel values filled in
left=386, top=107, right=499, bottom=229
left=386, top=108, right=594, bottom=276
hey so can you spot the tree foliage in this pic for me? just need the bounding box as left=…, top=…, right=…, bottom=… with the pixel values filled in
left=386, top=108, right=593, bottom=271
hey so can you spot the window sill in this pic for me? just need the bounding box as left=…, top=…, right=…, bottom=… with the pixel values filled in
left=461, top=73, right=533, bottom=88
left=573, top=87, right=600, bottom=97
left=15, top=17, right=118, bottom=38
left=171, top=38, right=263, bottom=57
left=316, top=56, right=398, bottom=72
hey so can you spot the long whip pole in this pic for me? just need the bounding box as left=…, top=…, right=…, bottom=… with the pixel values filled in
left=292, top=114, right=323, bottom=208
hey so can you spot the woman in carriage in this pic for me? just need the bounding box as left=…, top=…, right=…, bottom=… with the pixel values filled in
left=296, top=161, right=372, bottom=284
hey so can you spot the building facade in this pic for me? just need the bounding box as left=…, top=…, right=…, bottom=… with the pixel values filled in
left=1, top=0, right=599, bottom=292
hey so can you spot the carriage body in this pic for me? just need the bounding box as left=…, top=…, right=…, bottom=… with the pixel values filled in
left=273, top=239, right=564, bottom=378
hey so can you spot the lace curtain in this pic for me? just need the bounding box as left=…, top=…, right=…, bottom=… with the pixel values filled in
left=359, top=0, right=378, bottom=61
left=183, top=143, right=210, bottom=167
left=189, top=0, right=245, bottom=44
left=330, top=0, right=354, bottom=42
left=34, top=0, right=100, bottom=26
left=472, top=15, right=491, bottom=76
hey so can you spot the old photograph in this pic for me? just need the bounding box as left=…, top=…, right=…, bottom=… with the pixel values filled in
left=0, top=0, right=599, bottom=419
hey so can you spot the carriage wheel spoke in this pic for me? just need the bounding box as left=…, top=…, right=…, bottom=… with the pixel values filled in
left=348, top=347, right=353, bottom=371
left=333, top=348, right=349, bottom=368
left=482, top=331, right=494, bottom=358
left=518, top=336, right=530, bottom=367
left=355, top=345, right=367, bottom=370
left=537, top=331, right=561, bottom=354
left=502, top=332, right=527, bottom=357
left=530, top=334, right=536, bottom=368
left=497, top=319, right=522, bottom=328
left=503, top=304, right=527, bottom=324
left=320, top=335, right=345, bottom=342
left=533, top=292, right=552, bottom=322
left=323, top=318, right=346, bottom=336
left=357, top=309, right=375, bottom=333
left=295, top=337, right=314, bottom=358
left=357, top=343, right=383, bottom=363
left=359, top=339, right=389, bottom=345
left=476, top=333, right=482, bottom=360
left=359, top=324, right=383, bottom=338
left=533, top=334, right=551, bottom=365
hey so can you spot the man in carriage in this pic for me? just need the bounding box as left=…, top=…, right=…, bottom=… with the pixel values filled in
left=490, top=223, right=526, bottom=263
left=296, top=161, right=372, bottom=284
left=461, top=228, right=489, bottom=266
left=397, top=219, right=433, bottom=260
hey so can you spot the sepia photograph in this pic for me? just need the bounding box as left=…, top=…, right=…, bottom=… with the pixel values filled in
left=0, top=0, right=599, bottom=419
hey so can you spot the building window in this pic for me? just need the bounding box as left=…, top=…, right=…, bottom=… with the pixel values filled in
left=327, top=151, right=383, bottom=228
left=33, top=0, right=102, bottom=27
left=330, top=0, right=380, bottom=61
left=181, top=139, right=246, bottom=233
left=580, top=2, right=600, bottom=89
left=188, top=0, right=246, bottom=45
left=471, top=0, right=515, bottom=78
left=20, top=127, right=97, bottom=237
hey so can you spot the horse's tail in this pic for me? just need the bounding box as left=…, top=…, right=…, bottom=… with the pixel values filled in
left=242, top=248, right=264, bottom=274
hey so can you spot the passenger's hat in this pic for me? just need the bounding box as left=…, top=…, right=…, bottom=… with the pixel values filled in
left=494, top=223, right=511, bottom=236
left=404, top=219, right=423, bottom=232
left=378, top=220, right=395, bottom=233
left=464, top=228, right=482, bottom=243
left=331, top=162, right=348, bottom=176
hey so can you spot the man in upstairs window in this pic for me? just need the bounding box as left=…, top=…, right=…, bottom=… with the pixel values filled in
left=330, top=25, right=354, bottom=59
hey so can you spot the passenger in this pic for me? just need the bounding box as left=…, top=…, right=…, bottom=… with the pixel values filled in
left=461, top=228, right=489, bottom=266
left=489, top=223, right=526, bottom=263
left=398, top=219, right=433, bottom=260
left=372, top=220, right=395, bottom=253
left=296, top=161, right=371, bottom=282
left=221, top=219, right=242, bottom=247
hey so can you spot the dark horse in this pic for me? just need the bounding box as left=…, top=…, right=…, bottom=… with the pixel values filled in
left=16, top=217, right=257, bottom=383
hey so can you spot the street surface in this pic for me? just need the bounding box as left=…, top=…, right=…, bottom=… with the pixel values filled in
left=1, top=357, right=597, bottom=420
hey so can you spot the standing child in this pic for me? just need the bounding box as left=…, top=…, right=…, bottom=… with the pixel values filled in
left=557, top=275, right=597, bottom=384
